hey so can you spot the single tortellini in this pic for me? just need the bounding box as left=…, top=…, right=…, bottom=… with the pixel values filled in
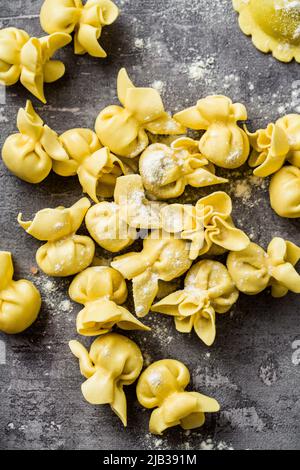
left=160, top=192, right=250, bottom=260
left=233, top=0, right=300, bottom=63
left=2, top=101, right=69, bottom=184
left=54, top=128, right=126, bottom=202
left=40, top=0, right=119, bottom=58
left=95, top=68, right=186, bottom=158
left=227, top=238, right=300, bottom=297
left=139, top=137, right=228, bottom=200
left=0, top=27, right=71, bottom=103
left=270, top=166, right=300, bottom=218
left=246, top=115, right=300, bottom=177
left=18, top=198, right=95, bottom=277
left=174, top=95, right=250, bottom=169
left=0, top=251, right=41, bottom=334
left=85, top=202, right=137, bottom=253
left=69, top=266, right=150, bottom=336
left=136, top=359, right=220, bottom=435
left=111, top=232, right=193, bottom=317
left=152, top=260, right=239, bottom=346
left=69, top=333, right=143, bottom=426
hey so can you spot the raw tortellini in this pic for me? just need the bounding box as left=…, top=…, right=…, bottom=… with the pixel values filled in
left=111, top=232, right=193, bottom=317
left=227, top=238, right=300, bottom=297
left=18, top=198, right=95, bottom=277
left=160, top=191, right=250, bottom=260
left=270, top=166, right=300, bottom=218
left=69, top=333, right=143, bottom=426
left=139, top=137, right=228, bottom=200
left=152, top=260, right=239, bottom=346
left=0, top=27, right=71, bottom=102
left=136, top=359, right=220, bottom=435
left=0, top=251, right=41, bottom=334
left=174, top=95, right=250, bottom=169
left=69, top=266, right=150, bottom=336
left=40, top=0, right=119, bottom=58
left=55, top=128, right=126, bottom=202
left=95, top=68, right=185, bottom=158
left=2, top=101, right=68, bottom=184
left=233, top=0, right=300, bottom=63
left=247, top=114, right=300, bottom=177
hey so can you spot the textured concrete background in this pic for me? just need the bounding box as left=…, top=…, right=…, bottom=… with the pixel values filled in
left=0, top=0, right=300, bottom=450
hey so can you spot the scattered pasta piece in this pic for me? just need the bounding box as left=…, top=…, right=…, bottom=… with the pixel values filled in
left=18, top=198, right=95, bottom=277
left=69, top=333, right=143, bottom=426
left=270, top=166, right=300, bottom=218
left=69, top=266, right=150, bottom=335
left=233, top=0, right=300, bottom=63
left=139, top=137, right=228, bottom=200
left=2, top=101, right=68, bottom=184
left=95, top=68, right=186, bottom=158
left=111, top=231, right=193, bottom=317
left=0, top=27, right=71, bottom=102
left=136, top=359, right=220, bottom=435
left=56, top=129, right=126, bottom=202
left=174, top=95, right=249, bottom=169
left=40, top=0, right=119, bottom=58
left=152, top=260, right=239, bottom=346
left=227, top=238, right=300, bottom=297
left=247, top=114, right=300, bottom=177
left=0, top=251, right=41, bottom=334
left=160, top=192, right=250, bottom=260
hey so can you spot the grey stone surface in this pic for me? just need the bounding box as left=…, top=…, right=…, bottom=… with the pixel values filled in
left=0, top=0, right=300, bottom=451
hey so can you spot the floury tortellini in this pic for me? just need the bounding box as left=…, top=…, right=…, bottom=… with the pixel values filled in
left=95, top=68, right=185, bottom=158
left=270, top=166, right=300, bottom=218
left=160, top=192, right=250, bottom=260
left=2, top=101, right=69, bottom=184
left=152, top=261, right=239, bottom=346
left=227, top=238, right=300, bottom=297
left=174, top=95, right=250, bottom=169
left=0, top=251, right=41, bottom=334
left=139, top=137, right=228, bottom=200
left=69, top=333, right=143, bottom=426
left=0, top=27, right=71, bottom=102
left=233, top=0, right=300, bottom=63
left=69, top=266, right=150, bottom=336
left=136, top=359, right=220, bottom=435
left=111, top=232, right=193, bottom=317
left=55, top=128, right=126, bottom=202
left=246, top=114, right=300, bottom=177
left=18, top=198, right=95, bottom=277
left=40, top=0, right=119, bottom=58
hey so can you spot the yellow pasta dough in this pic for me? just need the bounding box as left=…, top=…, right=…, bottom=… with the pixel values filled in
left=18, top=198, right=95, bottom=277
left=0, top=27, right=71, bottom=102
left=139, top=137, right=228, bottom=200
left=111, top=232, right=193, bottom=317
left=247, top=114, right=300, bottom=177
left=85, top=202, right=137, bottom=252
left=95, top=68, right=186, bottom=158
left=233, top=0, right=300, bottom=63
left=2, top=101, right=69, bottom=184
left=270, top=166, right=300, bottom=218
left=152, top=260, right=239, bottom=346
left=55, top=128, right=125, bottom=202
left=69, top=333, right=143, bottom=426
left=160, top=192, right=250, bottom=260
left=0, top=251, right=41, bottom=334
left=136, top=359, right=220, bottom=435
left=227, top=238, right=300, bottom=297
left=174, top=95, right=249, bottom=169
left=69, top=266, right=150, bottom=335
left=40, top=0, right=119, bottom=58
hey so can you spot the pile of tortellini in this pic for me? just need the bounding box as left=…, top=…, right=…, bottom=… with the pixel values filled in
left=1, top=0, right=300, bottom=437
